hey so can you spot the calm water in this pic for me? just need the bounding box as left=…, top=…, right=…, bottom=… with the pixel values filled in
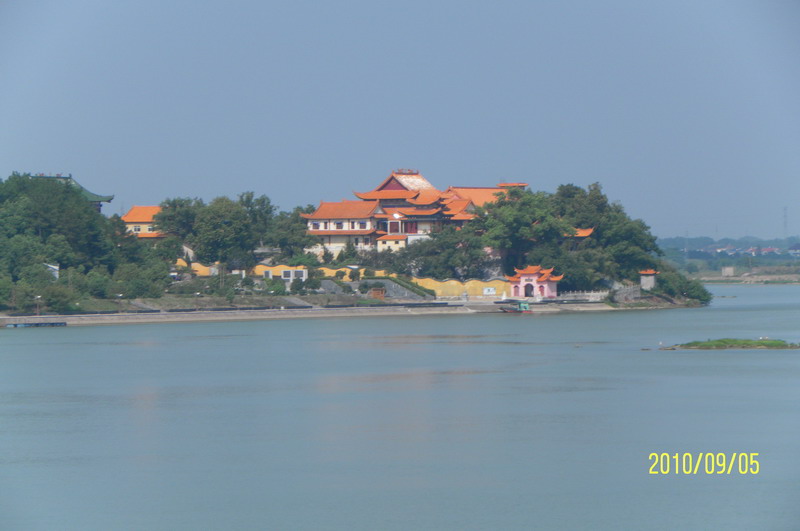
left=2, top=284, right=800, bottom=530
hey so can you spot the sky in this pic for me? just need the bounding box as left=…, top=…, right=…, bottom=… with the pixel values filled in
left=1, top=1, right=799, bottom=239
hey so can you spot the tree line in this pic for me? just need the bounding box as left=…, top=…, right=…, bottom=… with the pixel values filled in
left=0, top=172, right=710, bottom=312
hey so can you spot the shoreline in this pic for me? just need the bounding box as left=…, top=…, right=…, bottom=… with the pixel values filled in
left=1, top=301, right=620, bottom=328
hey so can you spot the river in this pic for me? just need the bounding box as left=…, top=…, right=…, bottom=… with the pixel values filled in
left=2, top=284, right=799, bottom=530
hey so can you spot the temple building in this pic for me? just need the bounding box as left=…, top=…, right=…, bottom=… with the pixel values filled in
left=121, top=206, right=165, bottom=238
left=506, top=265, right=563, bottom=299
left=639, top=269, right=659, bottom=290
left=31, top=173, right=114, bottom=212
left=302, top=169, right=526, bottom=256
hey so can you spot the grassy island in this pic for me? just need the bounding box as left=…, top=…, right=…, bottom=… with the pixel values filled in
left=677, top=338, right=800, bottom=350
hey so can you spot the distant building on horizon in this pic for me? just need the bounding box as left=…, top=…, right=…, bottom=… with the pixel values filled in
left=30, top=173, right=114, bottom=212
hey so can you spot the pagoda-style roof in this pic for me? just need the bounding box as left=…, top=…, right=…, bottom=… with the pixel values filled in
left=31, top=173, right=113, bottom=203
left=355, top=169, right=438, bottom=198
left=406, top=189, right=444, bottom=205
left=506, top=265, right=564, bottom=282
left=354, top=189, right=419, bottom=200
left=300, top=200, right=379, bottom=220
left=639, top=269, right=659, bottom=275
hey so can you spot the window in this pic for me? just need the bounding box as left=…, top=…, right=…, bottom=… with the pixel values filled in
left=359, top=221, right=367, bottom=229
left=147, top=225, right=155, bottom=232
left=350, top=221, right=356, bottom=229
left=322, top=222, right=328, bottom=230
left=335, top=222, right=343, bottom=230
left=282, top=271, right=292, bottom=279
left=364, top=237, right=370, bottom=245
left=133, top=225, right=141, bottom=233
left=389, top=221, right=400, bottom=233
left=354, top=238, right=360, bottom=245
left=312, top=222, right=320, bottom=230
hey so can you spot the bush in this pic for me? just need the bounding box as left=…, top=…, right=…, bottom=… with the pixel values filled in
left=290, top=278, right=306, bottom=294
left=43, top=284, right=79, bottom=313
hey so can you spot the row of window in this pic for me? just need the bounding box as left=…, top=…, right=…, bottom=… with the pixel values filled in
left=131, top=225, right=156, bottom=233
left=311, top=221, right=369, bottom=230
left=309, top=221, right=421, bottom=234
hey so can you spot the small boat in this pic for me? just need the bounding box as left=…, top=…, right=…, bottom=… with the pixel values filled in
left=500, top=301, right=532, bottom=313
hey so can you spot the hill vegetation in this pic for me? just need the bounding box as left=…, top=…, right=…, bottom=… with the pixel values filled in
left=0, top=173, right=711, bottom=313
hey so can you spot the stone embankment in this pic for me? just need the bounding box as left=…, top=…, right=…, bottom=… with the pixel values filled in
left=1, top=305, right=475, bottom=328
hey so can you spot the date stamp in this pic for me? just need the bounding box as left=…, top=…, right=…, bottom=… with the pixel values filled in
left=648, top=452, right=760, bottom=475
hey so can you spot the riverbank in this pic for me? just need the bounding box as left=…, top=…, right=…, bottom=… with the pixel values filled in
left=1, top=301, right=624, bottom=327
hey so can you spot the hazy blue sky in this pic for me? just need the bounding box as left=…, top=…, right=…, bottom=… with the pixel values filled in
left=1, top=1, right=798, bottom=238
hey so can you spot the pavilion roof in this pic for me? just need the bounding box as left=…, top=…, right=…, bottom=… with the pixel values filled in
left=31, top=173, right=113, bottom=203
left=506, top=265, right=563, bottom=282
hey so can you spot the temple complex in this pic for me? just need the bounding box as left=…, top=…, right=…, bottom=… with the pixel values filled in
left=302, top=169, right=526, bottom=256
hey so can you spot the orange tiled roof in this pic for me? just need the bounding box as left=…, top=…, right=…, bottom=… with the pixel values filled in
left=450, top=213, right=475, bottom=221
left=376, top=208, right=406, bottom=220
left=445, top=186, right=507, bottom=207
left=301, top=200, right=379, bottom=220
left=122, top=205, right=162, bottom=223
left=135, top=231, right=166, bottom=238
left=505, top=265, right=563, bottom=282
left=515, top=265, right=545, bottom=275
left=354, top=190, right=419, bottom=200
left=497, top=182, right=528, bottom=188
left=406, top=189, right=443, bottom=205
left=377, top=234, right=408, bottom=241
left=639, top=269, right=659, bottom=275
left=443, top=199, right=471, bottom=215
left=373, top=170, right=436, bottom=192
left=395, top=207, right=441, bottom=216
left=564, top=227, right=595, bottom=237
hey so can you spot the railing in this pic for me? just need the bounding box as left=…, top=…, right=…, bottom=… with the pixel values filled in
left=556, top=290, right=610, bottom=302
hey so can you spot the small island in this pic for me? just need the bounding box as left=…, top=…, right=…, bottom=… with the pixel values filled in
left=675, top=338, right=800, bottom=350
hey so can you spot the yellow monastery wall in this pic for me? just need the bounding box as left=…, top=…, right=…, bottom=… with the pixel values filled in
left=176, top=258, right=216, bottom=277
left=251, top=264, right=307, bottom=278
left=317, top=267, right=396, bottom=281
left=176, top=261, right=397, bottom=282
left=414, top=278, right=511, bottom=298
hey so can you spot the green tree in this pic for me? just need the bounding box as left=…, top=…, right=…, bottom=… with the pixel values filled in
left=192, top=197, right=257, bottom=271
left=154, top=197, right=205, bottom=241
left=476, top=187, right=572, bottom=274
left=395, top=226, right=494, bottom=280
left=265, top=205, right=321, bottom=258
left=238, top=192, right=275, bottom=246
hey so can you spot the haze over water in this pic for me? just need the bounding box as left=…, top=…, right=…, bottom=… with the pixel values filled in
left=2, top=284, right=799, bottom=530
